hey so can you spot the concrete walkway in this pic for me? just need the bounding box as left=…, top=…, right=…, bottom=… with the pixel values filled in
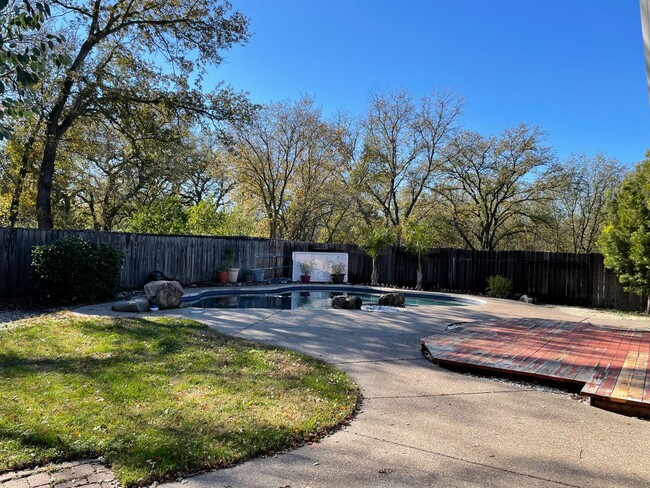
left=25, top=296, right=650, bottom=487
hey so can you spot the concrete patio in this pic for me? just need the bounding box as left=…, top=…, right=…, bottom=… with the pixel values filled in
left=72, top=293, right=650, bottom=488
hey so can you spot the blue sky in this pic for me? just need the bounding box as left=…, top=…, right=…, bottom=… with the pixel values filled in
left=210, top=1, right=649, bottom=167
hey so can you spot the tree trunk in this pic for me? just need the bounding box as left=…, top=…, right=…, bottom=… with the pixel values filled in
left=371, top=257, right=378, bottom=285
left=36, top=133, right=59, bottom=229
left=35, top=38, right=96, bottom=230
left=646, top=295, right=650, bottom=315
left=416, top=253, right=423, bottom=290
left=9, top=151, right=31, bottom=228
left=9, top=125, right=40, bottom=227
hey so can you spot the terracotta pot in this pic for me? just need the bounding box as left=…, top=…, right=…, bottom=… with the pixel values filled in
left=300, top=275, right=311, bottom=283
left=216, top=270, right=228, bottom=284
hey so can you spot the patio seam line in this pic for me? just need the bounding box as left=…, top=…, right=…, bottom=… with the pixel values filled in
left=363, top=388, right=536, bottom=400
left=229, top=310, right=284, bottom=336
left=345, top=432, right=583, bottom=488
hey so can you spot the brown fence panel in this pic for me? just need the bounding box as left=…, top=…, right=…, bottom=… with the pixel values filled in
left=376, top=246, right=644, bottom=311
left=0, top=228, right=373, bottom=298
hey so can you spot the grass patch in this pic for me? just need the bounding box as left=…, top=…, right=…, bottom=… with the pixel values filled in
left=0, top=313, right=359, bottom=486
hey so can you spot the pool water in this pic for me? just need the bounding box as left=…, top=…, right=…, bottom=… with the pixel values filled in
left=184, top=289, right=467, bottom=310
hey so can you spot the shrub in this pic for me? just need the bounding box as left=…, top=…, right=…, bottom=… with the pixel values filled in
left=31, top=237, right=124, bottom=303
left=486, top=275, right=513, bottom=298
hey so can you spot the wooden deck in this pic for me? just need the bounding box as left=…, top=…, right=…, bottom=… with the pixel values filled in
left=421, top=319, right=650, bottom=417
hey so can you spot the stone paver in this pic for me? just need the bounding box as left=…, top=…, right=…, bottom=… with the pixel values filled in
left=0, top=461, right=119, bottom=488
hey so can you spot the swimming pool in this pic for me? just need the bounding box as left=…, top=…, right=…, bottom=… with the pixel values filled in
left=181, top=286, right=480, bottom=310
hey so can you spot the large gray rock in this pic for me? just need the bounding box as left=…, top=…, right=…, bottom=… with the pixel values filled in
left=378, top=293, right=405, bottom=307
left=144, top=280, right=184, bottom=309
left=332, top=295, right=362, bottom=309
left=111, top=296, right=150, bottom=313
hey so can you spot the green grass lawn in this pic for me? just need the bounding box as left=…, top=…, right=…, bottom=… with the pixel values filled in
left=0, top=313, right=359, bottom=486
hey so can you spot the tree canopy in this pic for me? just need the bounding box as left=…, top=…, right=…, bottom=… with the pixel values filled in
left=599, top=155, right=650, bottom=313
left=0, top=0, right=67, bottom=139
left=30, top=0, right=251, bottom=229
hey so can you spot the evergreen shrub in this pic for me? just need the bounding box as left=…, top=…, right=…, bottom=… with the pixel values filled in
left=31, top=237, right=124, bottom=303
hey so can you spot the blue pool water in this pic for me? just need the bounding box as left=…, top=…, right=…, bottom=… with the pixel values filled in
left=182, top=287, right=474, bottom=310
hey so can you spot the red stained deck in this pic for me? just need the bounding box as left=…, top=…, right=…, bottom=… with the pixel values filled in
left=421, top=319, right=650, bottom=417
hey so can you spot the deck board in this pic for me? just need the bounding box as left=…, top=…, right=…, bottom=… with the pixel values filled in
left=421, top=318, right=650, bottom=416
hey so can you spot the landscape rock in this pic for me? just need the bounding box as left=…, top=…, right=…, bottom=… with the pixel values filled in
left=378, top=293, right=405, bottom=307
left=519, top=294, right=535, bottom=304
left=111, top=297, right=151, bottom=313
left=144, top=280, right=184, bottom=309
left=147, top=270, right=173, bottom=283
left=331, top=295, right=362, bottom=309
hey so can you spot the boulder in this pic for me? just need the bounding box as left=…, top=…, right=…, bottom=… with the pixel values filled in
left=378, top=293, right=405, bottom=307
left=144, top=280, right=184, bottom=309
left=111, top=296, right=151, bottom=313
left=331, top=295, right=362, bottom=309
left=519, top=294, right=535, bottom=304
left=146, top=270, right=173, bottom=283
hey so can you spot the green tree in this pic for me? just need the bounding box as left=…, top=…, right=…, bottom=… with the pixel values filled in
left=130, top=195, right=188, bottom=235
left=361, top=226, right=394, bottom=285
left=0, top=0, right=67, bottom=139
left=599, top=156, right=650, bottom=314
left=186, top=200, right=257, bottom=237
left=33, top=0, right=250, bottom=229
left=402, top=218, right=439, bottom=290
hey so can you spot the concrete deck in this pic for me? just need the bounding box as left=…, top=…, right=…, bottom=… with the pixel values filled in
left=73, top=293, right=650, bottom=488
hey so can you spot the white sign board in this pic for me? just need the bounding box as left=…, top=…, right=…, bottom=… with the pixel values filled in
left=292, top=251, right=348, bottom=282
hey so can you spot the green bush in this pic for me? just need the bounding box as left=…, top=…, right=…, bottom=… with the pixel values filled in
left=31, top=237, right=124, bottom=303
left=486, top=275, right=513, bottom=298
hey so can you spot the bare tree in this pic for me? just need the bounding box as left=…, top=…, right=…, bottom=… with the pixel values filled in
left=550, top=153, right=627, bottom=253
left=177, top=134, right=236, bottom=208
left=230, top=97, right=336, bottom=239
left=435, top=124, right=558, bottom=251
left=349, top=89, right=463, bottom=230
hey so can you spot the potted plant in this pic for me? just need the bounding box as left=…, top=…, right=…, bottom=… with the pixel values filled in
left=330, top=261, right=346, bottom=284
left=299, top=260, right=316, bottom=283
left=216, top=268, right=228, bottom=284
left=223, top=248, right=240, bottom=283
left=243, top=269, right=255, bottom=283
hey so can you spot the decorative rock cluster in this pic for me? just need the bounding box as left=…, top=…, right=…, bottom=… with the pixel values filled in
left=378, top=293, right=405, bottom=307
left=331, top=295, right=362, bottom=309
left=111, top=270, right=184, bottom=312
left=331, top=292, right=407, bottom=310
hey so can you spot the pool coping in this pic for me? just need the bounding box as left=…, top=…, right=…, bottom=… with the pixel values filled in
left=180, top=283, right=486, bottom=306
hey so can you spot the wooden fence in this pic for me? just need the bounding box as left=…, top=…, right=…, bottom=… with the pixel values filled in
left=0, top=228, right=371, bottom=299
left=0, top=227, right=645, bottom=311
left=384, top=248, right=645, bottom=311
